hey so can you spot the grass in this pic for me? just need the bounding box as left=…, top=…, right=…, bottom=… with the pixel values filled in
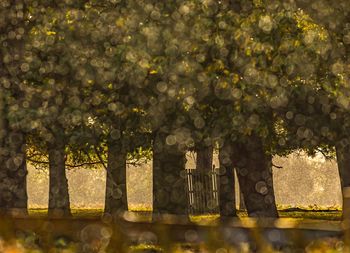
left=129, top=205, right=152, bottom=212
left=129, top=244, right=163, bottom=252
left=189, top=214, right=220, bottom=223
left=27, top=207, right=342, bottom=221
left=279, top=209, right=342, bottom=220
left=236, top=209, right=342, bottom=220
left=28, top=208, right=104, bottom=217
left=29, top=208, right=342, bottom=224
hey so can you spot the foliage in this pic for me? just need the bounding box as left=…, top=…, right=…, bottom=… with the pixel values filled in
left=1, top=0, right=349, bottom=168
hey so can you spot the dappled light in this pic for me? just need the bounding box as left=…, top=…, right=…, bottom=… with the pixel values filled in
left=1, top=0, right=350, bottom=252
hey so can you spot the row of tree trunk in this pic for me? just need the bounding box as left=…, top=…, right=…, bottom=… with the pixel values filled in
left=1, top=133, right=349, bottom=219
left=42, top=135, right=350, bottom=219
left=151, top=134, right=279, bottom=218
left=46, top=132, right=278, bottom=218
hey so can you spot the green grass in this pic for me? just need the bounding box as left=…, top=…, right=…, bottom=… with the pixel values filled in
left=129, top=244, right=163, bottom=252
left=279, top=210, right=342, bottom=220
left=28, top=208, right=342, bottom=221
left=237, top=209, right=342, bottom=220
left=28, top=208, right=103, bottom=217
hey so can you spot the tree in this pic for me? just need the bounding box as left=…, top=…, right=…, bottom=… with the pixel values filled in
left=153, top=130, right=188, bottom=216
left=0, top=0, right=29, bottom=215
left=20, top=5, right=89, bottom=216
left=4, top=0, right=347, bottom=220
left=186, top=0, right=331, bottom=217
left=290, top=0, right=350, bottom=219
left=219, top=140, right=237, bottom=217
left=119, top=0, right=196, bottom=216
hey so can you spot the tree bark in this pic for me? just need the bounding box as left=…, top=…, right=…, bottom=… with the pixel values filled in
left=0, top=88, right=8, bottom=213
left=48, top=140, right=71, bottom=217
left=0, top=0, right=29, bottom=216
left=335, top=144, right=350, bottom=221
left=0, top=131, right=28, bottom=215
left=218, top=141, right=237, bottom=217
left=0, top=89, right=28, bottom=215
left=196, top=146, right=213, bottom=172
left=232, top=136, right=278, bottom=218
left=104, top=141, right=127, bottom=215
left=153, top=132, right=187, bottom=217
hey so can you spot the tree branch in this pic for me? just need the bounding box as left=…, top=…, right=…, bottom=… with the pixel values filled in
left=316, top=148, right=333, bottom=160
left=27, top=157, right=103, bottom=169
left=272, top=162, right=283, bottom=169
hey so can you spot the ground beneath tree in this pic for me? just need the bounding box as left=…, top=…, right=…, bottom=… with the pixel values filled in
left=27, top=208, right=343, bottom=221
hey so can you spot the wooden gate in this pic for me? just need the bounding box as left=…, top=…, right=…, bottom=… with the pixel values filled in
left=185, top=168, right=219, bottom=215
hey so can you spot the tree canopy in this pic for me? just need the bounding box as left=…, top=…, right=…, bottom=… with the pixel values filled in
left=1, top=0, right=350, bottom=216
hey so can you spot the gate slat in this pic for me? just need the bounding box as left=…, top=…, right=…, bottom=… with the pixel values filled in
left=185, top=168, right=219, bottom=215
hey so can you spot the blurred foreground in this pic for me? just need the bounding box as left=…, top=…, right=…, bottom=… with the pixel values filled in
left=0, top=210, right=348, bottom=253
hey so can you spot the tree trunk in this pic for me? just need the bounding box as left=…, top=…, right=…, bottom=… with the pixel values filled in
left=48, top=140, right=71, bottom=217
left=335, top=144, right=350, bottom=221
left=104, top=142, right=127, bottom=215
left=232, top=136, right=278, bottom=218
left=0, top=131, right=28, bottom=216
left=0, top=89, right=28, bottom=215
left=0, top=1, right=29, bottom=216
left=0, top=88, right=8, bottom=213
left=218, top=141, right=237, bottom=217
left=153, top=132, right=187, bottom=217
left=196, top=146, right=213, bottom=172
